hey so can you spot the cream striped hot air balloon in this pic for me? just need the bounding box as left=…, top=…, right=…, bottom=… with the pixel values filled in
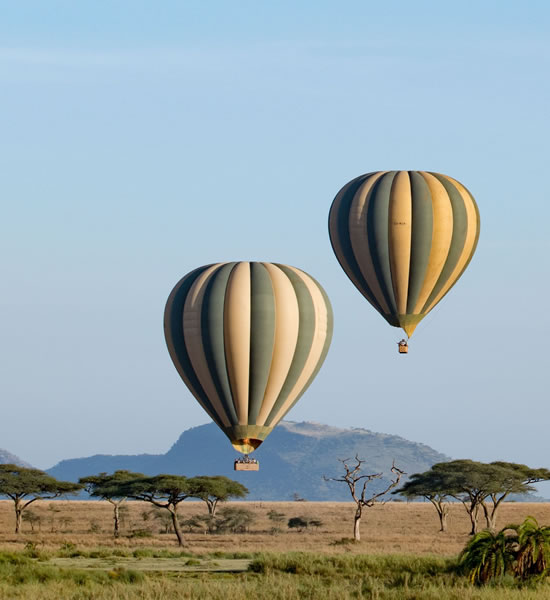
left=164, top=262, right=333, bottom=456
left=329, top=171, right=480, bottom=340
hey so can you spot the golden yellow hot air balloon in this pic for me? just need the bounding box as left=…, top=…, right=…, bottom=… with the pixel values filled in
left=329, top=171, right=480, bottom=341
left=164, top=262, right=333, bottom=465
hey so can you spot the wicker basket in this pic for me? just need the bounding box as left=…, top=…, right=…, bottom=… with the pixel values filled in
left=234, top=461, right=259, bottom=471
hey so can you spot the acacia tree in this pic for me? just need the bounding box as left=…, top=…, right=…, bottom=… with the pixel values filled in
left=187, top=476, right=248, bottom=517
left=325, top=456, right=404, bottom=541
left=0, top=464, right=82, bottom=533
left=397, top=460, right=550, bottom=535
left=481, top=462, right=550, bottom=531
left=113, top=474, right=193, bottom=546
left=79, top=470, right=145, bottom=537
left=393, top=470, right=451, bottom=532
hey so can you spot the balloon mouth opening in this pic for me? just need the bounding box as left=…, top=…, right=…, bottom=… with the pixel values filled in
left=231, top=438, right=263, bottom=454
left=386, top=314, right=424, bottom=338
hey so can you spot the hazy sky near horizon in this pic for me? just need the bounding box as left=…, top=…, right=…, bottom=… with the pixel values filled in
left=1, top=2, right=549, bottom=478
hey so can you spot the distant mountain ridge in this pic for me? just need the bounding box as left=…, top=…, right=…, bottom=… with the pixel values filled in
left=0, top=448, right=32, bottom=468
left=47, top=421, right=449, bottom=500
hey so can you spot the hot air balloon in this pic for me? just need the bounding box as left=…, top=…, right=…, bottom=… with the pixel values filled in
left=164, top=262, right=333, bottom=469
left=329, top=171, right=480, bottom=349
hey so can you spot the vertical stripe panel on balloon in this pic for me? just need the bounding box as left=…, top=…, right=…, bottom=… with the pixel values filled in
left=223, top=262, right=252, bottom=425
left=348, top=172, right=391, bottom=314
left=183, top=264, right=231, bottom=427
left=388, top=171, right=413, bottom=315
left=267, top=268, right=332, bottom=427
left=421, top=174, right=468, bottom=313
left=200, top=262, right=239, bottom=425
left=422, top=177, right=480, bottom=313
left=447, top=183, right=481, bottom=284
left=328, top=174, right=384, bottom=312
left=406, top=172, right=433, bottom=313
left=247, top=262, right=276, bottom=425
left=164, top=266, right=224, bottom=428
left=366, top=171, right=398, bottom=317
left=411, top=172, right=454, bottom=313
left=261, top=264, right=316, bottom=427
left=254, top=263, right=300, bottom=426
left=281, top=273, right=334, bottom=418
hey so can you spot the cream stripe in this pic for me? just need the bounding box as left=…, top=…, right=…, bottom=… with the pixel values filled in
left=268, top=268, right=329, bottom=426
left=183, top=263, right=231, bottom=428
left=411, top=172, right=454, bottom=313
left=255, top=264, right=300, bottom=425
left=348, top=171, right=391, bottom=314
left=223, top=262, right=251, bottom=425
left=423, top=177, right=479, bottom=313
left=388, top=171, right=413, bottom=314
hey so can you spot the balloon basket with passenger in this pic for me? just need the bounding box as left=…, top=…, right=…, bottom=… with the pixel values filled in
left=234, top=454, right=259, bottom=471
left=397, top=339, right=409, bottom=354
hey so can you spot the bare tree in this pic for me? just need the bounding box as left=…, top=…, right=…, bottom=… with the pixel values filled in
left=325, top=456, right=404, bottom=541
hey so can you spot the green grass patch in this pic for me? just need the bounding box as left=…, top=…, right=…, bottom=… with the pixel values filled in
left=1, top=549, right=550, bottom=599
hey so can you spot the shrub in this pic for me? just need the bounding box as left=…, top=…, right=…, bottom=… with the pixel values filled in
left=128, top=529, right=153, bottom=538
left=459, top=528, right=517, bottom=584
left=267, top=510, right=285, bottom=523
left=514, top=516, right=550, bottom=580
left=288, top=517, right=308, bottom=531
left=216, top=507, right=255, bottom=533
left=88, top=519, right=102, bottom=533
left=459, top=517, right=550, bottom=585
left=288, top=516, right=323, bottom=531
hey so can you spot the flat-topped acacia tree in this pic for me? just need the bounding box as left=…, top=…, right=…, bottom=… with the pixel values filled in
left=0, top=464, right=82, bottom=533
left=392, top=470, right=451, bottom=532
left=187, top=476, right=248, bottom=517
left=394, top=460, right=550, bottom=534
left=79, top=470, right=145, bottom=537
left=112, top=474, right=194, bottom=546
left=483, top=462, right=550, bottom=531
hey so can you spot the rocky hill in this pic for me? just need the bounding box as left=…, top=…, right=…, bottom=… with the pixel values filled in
left=0, top=448, right=32, bottom=468
left=47, top=421, right=449, bottom=500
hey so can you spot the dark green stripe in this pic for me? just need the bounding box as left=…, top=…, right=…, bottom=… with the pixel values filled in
left=263, top=265, right=316, bottom=427
left=248, top=262, right=276, bottom=425
left=163, top=265, right=224, bottom=429
left=270, top=271, right=334, bottom=423
left=367, top=171, right=398, bottom=316
left=200, top=262, right=239, bottom=425
left=421, top=174, right=468, bottom=312
left=406, top=172, right=433, bottom=313
left=328, top=174, right=385, bottom=314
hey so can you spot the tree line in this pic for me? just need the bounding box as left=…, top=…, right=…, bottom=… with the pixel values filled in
left=2, top=457, right=549, bottom=547
left=0, top=465, right=247, bottom=546
left=393, top=459, right=550, bottom=534
left=326, top=458, right=550, bottom=541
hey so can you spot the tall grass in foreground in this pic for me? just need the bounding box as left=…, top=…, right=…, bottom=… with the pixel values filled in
left=1, top=550, right=550, bottom=599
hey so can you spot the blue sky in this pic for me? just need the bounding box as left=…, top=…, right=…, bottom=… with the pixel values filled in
left=1, top=2, right=549, bottom=482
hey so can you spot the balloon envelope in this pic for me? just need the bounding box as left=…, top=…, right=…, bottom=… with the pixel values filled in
left=329, top=171, right=480, bottom=337
left=164, top=262, right=333, bottom=454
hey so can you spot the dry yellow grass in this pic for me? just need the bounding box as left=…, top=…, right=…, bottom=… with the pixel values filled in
left=1, top=499, right=549, bottom=556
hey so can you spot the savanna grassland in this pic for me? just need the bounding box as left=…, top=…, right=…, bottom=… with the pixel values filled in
left=1, top=500, right=550, bottom=599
